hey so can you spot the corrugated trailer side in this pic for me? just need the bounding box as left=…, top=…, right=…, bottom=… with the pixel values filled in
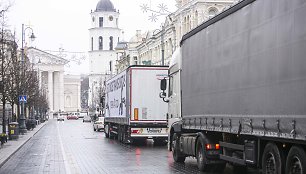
left=166, top=0, right=306, bottom=173
left=181, top=0, right=306, bottom=141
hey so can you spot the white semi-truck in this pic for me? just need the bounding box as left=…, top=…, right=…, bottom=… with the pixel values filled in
left=104, top=65, right=169, bottom=144
left=160, top=0, right=306, bottom=173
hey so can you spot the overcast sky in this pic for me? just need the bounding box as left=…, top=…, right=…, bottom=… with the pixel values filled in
left=7, top=0, right=176, bottom=74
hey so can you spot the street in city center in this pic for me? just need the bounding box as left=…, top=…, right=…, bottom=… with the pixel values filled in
left=0, top=119, right=259, bottom=174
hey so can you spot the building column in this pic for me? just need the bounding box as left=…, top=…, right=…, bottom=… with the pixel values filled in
left=38, top=70, right=42, bottom=90
left=77, top=81, right=81, bottom=112
left=53, top=71, right=60, bottom=112
left=59, top=71, right=65, bottom=112
left=48, top=71, right=54, bottom=113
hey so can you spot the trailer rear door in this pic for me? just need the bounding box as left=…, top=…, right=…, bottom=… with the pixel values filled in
left=129, top=67, right=168, bottom=122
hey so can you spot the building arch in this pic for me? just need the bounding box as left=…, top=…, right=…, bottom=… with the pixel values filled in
left=208, top=7, right=218, bottom=18
left=99, top=36, right=103, bottom=50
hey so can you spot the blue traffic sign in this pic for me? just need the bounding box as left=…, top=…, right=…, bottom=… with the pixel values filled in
left=19, top=95, right=27, bottom=103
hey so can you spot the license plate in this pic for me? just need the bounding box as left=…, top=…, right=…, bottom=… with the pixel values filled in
left=147, top=128, right=162, bottom=133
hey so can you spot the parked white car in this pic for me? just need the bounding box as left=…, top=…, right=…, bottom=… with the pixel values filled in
left=83, top=116, right=91, bottom=123
left=57, top=114, right=64, bottom=121
left=79, top=112, right=87, bottom=118
left=93, top=117, right=104, bottom=131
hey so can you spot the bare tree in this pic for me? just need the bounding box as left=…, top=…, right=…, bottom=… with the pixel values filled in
left=5, top=36, right=20, bottom=122
left=0, top=2, right=14, bottom=133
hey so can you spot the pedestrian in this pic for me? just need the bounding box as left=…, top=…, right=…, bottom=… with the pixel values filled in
left=94, top=114, right=97, bottom=121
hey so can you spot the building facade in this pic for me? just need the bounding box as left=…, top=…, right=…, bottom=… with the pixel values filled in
left=88, top=0, right=121, bottom=111
left=64, top=75, right=81, bottom=112
left=28, top=47, right=68, bottom=114
left=136, top=0, right=237, bottom=66
left=28, top=48, right=81, bottom=116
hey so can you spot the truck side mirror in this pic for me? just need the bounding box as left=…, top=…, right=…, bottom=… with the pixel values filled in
left=160, top=79, right=167, bottom=91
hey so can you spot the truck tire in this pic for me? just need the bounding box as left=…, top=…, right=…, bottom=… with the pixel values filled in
left=172, top=133, right=185, bottom=163
left=196, top=136, right=212, bottom=172
left=118, top=126, right=123, bottom=142
left=118, top=128, right=121, bottom=142
left=105, top=124, right=109, bottom=138
left=285, top=146, right=306, bottom=174
left=108, top=125, right=114, bottom=139
left=262, top=142, right=285, bottom=174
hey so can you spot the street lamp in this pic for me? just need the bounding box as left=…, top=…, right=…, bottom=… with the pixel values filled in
left=19, top=24, right=36, bottom=134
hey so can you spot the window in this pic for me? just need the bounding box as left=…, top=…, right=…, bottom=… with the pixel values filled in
left=91, top=37, right=93, bottom=51
left=109, top=61, right=112, bottom=72
left=116, top=18, right=118, bottom=27
left=99, top=36, right=103, bottom=50
left=109, top=16, right=113, bottom=21
left=66, top=96, right=71, bottom=107
left=99, top=17, right=103, bottom=27
left=109, top=36, right=113, bottom=50
left=133, top=56, right=138, bottom=65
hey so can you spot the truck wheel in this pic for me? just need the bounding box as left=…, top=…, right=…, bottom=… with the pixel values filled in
left=118, top=127, right=123, bottom=142
left=262, top=142, right=284, bottom=174
left=118, top=129, right=121, bottom=142
left=109, top=125, right=114, bottom=139
left=196, top=137, right=211, bottom=171
left=105, top=124, right=109, bottom=138
left=172, top=133, right=185, bottom=163
left=286, top=146, right=306, bottom=174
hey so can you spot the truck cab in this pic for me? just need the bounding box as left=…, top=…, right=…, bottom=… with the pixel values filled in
left=160, top=47, right=182, bottom=150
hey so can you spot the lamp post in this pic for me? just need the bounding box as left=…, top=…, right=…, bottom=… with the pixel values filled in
left=161, top=25, right=165, bottom=66
left=91, top=81, right=97, bottom=114
left=19, top=24, right=36, bottom=134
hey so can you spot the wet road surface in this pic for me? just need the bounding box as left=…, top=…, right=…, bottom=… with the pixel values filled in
left=0, top=119, right=260, bottom=174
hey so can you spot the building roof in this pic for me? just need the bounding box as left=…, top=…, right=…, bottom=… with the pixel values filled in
left=115, top=41, right=128, bottom=50
left=95, top=0, right=116, bottom=12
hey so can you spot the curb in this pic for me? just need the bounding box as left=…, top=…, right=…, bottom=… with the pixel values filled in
left=0, top=121, right=48, bottom=168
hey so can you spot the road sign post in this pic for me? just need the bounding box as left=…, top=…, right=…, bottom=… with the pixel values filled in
left=19, top=95, right=27, bottom=103
left=19, top=95, right=27, bottom=134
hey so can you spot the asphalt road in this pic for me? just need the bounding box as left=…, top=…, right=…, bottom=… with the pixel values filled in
left=0, top=119, right=260, bottom=174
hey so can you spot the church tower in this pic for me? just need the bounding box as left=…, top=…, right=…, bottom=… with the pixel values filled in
left=88, top=0, right=121, bottom=112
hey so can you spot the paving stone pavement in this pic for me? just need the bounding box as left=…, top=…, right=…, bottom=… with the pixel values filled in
left=0, top=121, right=47, bottom=168
left=0, top=119, right=260, bottom=174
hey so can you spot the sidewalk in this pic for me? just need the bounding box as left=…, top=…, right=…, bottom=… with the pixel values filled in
left=0, top=121, right=47, bottom=168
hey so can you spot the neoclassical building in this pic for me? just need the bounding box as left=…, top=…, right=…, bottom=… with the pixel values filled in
left=28, top=47, right=81, bottom=115
left=88, top=0, right=121, bottom=110
left=136, top=0, right=237, bottom=66
left=64, top=75, right=81, bottom=112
